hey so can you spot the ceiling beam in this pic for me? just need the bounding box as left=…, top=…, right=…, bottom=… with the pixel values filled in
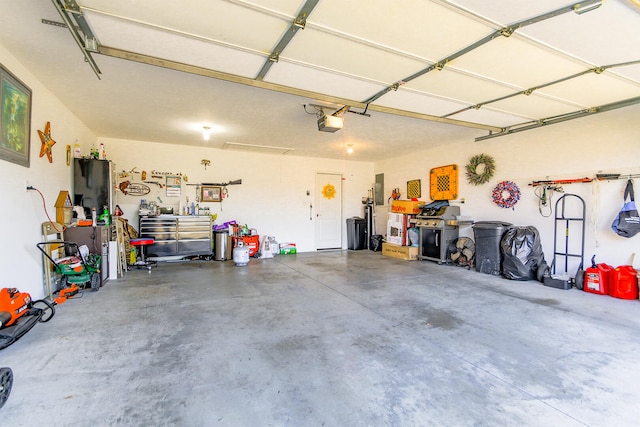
left=97, top=45, right=502, bottom=132
left=444, top=59, right=640, bottom=118
left=363, top=0, right=604, bottom=105
left=51, top=0, right=101, bottom=78
left=255, top=0, right=320, bottom=81
left=475, top=96, right=640, bottom=141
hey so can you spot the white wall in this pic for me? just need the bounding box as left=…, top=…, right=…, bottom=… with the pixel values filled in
left=1, top=39, right=373, bottom=300
left=3, top=36, right=639, bottom=300
left=101, top=138, right=374, bottom=253
left=0, top=44, right=96, bottom=299
left=374, top=105, right=640, bottom=271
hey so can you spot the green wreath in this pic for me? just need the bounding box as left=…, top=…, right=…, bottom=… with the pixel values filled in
left=465, top=153, right=496, bottom=185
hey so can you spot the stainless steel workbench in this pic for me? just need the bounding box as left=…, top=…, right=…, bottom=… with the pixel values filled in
left=139, top=215, right=212, bottom=257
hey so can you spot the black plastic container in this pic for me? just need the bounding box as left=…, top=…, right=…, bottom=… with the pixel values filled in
left=370, top=234, right=383, bottom=252
left=347, top=217, right=366, bottom=250
left=473, top=221, right=512, bottom=275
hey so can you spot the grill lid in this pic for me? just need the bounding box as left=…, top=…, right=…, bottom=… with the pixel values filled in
left=417, top=202, right=460, bottom=219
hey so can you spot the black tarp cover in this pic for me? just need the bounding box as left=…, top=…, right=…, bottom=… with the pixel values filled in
left=500, top=226, right=545, bottom=281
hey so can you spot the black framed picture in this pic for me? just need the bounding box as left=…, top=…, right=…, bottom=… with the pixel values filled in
left=0, top=63, right=32, bottom=168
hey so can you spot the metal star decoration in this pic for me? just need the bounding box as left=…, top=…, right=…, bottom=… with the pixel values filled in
left=38, top=121, right=56, bottom=163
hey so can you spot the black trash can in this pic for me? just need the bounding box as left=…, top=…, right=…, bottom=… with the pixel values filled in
left=473, top=221, right=512, bottom=275
left=347, top=217, right=366, bottom=250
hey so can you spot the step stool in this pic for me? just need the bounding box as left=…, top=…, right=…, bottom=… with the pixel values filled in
left=130, top=238, right=156, bottom=270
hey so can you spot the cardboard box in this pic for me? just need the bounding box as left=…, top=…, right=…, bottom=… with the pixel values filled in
left=382, top=242, right=418, bottom=261
left=387, top=213, right=406, bottom=246
left=279, top=243, right=297, bottom=255
left=386, top=213, right=415, bottom=246
left=391, top=200, right=425, bottom=214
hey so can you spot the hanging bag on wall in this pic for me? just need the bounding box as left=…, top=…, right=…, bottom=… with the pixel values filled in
left=611, top=180, right=640, bottom=238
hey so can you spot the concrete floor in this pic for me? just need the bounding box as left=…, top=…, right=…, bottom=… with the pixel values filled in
left=1, top=250, right=639, bottom=426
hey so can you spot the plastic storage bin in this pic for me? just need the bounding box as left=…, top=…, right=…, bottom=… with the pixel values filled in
left=473, top=221, right=512, bottom=275
left=347, top=217, right=366, bottom=250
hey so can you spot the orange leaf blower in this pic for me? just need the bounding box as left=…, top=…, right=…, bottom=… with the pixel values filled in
left=0, top=288, right=55, bottom=350
left=0, top=288, right=32, bottom=329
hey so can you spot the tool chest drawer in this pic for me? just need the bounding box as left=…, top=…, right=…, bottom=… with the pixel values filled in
left=139, top=215, right=212, bottom=257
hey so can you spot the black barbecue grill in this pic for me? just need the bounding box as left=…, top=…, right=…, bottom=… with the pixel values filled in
left=413, top=202, right=460, bottom=263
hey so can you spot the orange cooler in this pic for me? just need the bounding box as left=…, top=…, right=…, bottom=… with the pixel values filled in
left=609, top=265, right=638, bottom=300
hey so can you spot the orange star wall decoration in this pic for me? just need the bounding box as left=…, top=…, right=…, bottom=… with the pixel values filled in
left=38, top=121, right=57, bottom=163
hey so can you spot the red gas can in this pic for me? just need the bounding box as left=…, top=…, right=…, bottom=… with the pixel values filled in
left=609, top=265, right=639, bottom=300
left=584, top=256, right=614, bottom=295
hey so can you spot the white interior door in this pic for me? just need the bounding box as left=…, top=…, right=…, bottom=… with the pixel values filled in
left=315, top=173, right=342, bottom=250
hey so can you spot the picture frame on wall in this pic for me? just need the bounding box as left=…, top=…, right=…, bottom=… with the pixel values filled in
left=165, top=175, right=182, bottom=197
left=407, top=179, right=421, bottom=199
left=201, top=185, right=222, bottom=202
left=0, top=63, right=32, bottom=168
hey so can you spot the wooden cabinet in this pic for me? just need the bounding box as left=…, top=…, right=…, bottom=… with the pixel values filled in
left=139, top=215, right=212, bottom=257
left=63, top=225, right=110, bottom=284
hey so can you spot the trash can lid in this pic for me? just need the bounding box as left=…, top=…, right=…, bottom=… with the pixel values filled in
left=473, top=221, right=512, bottom=228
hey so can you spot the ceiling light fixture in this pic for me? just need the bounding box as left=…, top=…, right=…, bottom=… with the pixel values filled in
left=202, top=126, right=211, bottom=141
left=346, top=144, right=354, bottom=154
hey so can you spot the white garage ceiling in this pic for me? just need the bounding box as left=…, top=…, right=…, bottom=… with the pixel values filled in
left=1, top=0, right=639, bottom=161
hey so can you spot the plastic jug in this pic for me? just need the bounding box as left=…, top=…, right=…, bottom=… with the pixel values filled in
left=609, top=265, right=638, bottom=300
left=584, top=255, right=613, bottom=295
left=129, top=247, right=137, bottom=266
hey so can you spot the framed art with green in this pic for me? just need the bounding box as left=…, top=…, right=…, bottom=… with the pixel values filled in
left=0, top=63, right=32, bottom=168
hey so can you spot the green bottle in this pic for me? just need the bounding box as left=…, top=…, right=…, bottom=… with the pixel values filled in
left=99, top=207, right=110, bottom=226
